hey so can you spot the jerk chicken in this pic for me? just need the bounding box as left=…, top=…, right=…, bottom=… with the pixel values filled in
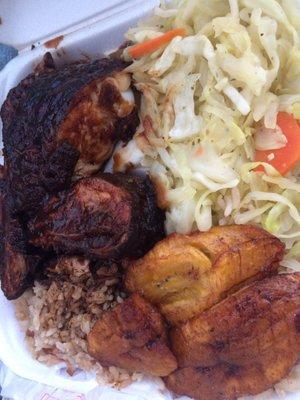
left=165, top=273, right=300, bottom=400
left=0, top=169, right=41, bottom=299
left=125, top=225, right=284, bottom=325
left=1, top=53, right=138, bottom=215
left=0, top=167, right=5, bottom=266
left=1, top=212, right=41, bottom=300
left=28, top=173, right=165, bottom=260
left=0, top=54, right=163, bottom=298
left=88, top=293, right=177, bottom=376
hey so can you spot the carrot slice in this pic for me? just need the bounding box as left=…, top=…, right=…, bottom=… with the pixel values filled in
left=128, top=28, right=186, bottom=59
left=255, top=112, right=300, bottom=175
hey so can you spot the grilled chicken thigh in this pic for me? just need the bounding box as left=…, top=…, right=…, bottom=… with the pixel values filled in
left=0, top=171, right=40, bottom=299
left=28, top=173, right=165, bottom=260
left=1, top=54, right=138, bottom=215
left=165, top=273, right=300, bottom=400
left=1, top=214, right=40, bottom=300
left=125, top=225, right=284, bottom=325
left=0, top=167, right=5, bottom=264
left=88, top=293, right=177, bottom=376
left=0, top=54, right=142, bottom=299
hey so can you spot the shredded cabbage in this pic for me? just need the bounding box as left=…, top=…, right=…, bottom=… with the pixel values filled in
left=116, top=0, right=300, bottom=270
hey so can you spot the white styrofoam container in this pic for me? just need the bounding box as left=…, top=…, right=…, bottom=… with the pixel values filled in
left=0, top=0, right=153, bottom=51
left=0, top=1, right=299, bottom=399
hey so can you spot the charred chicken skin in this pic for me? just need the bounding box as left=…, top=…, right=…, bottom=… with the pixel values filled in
left=0, top=171, right=41, bottom=299
left=165, top=273, right=300, bottom=400
left=0, top=53, right=157, bottom=299
left=88, top=293, right=177, bottom=376
left=1, top=213, right=41, bottom=300
left=0, top=167, right=5, bottom=269
left=1, top=54, right=138, bottom=215
left=28, top=173, right=165, bottom=260
left=125, top=225, right=284, bottom=325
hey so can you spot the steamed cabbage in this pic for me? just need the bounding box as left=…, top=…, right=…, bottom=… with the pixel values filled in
left=115, top=0, right=300, bottom=270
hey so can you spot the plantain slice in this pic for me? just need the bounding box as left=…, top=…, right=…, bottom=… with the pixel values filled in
left=87, top=294, right=177, bottom=377
left=165, top=273, right=300, bottom=400
left=125, top=225, right=285, bottom=325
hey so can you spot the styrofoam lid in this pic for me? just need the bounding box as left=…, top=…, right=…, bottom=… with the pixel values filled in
left=0, top=0, right=149, bottom=51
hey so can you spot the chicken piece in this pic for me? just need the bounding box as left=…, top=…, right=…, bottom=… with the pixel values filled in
left=28, top=173, right=165, bottom=260
left=0, top=173, right=41, bottom=299
left=165, top=273, right=300, bottom=400
left=1, top=216, right=41, bottom=299
left=125, top=225, right=284, bottom=325
left=0, top=166, right=5, bottom=267
left=1, top=53, right=138, bottom=215
left=87, top=294, right=177, bottom=376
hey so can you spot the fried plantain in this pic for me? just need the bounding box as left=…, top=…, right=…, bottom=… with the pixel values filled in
left=125, top=225, right=284, bottom=325
left=165, top=273, right=300, bottom=400
left=87, top=293, right=177, bottom=376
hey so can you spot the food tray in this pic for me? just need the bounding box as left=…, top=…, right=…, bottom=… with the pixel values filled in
left=0, top=1, right=298, bottom=399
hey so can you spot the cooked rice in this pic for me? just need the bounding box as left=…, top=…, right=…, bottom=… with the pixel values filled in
left=13, top=257, right=143, bottom=388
